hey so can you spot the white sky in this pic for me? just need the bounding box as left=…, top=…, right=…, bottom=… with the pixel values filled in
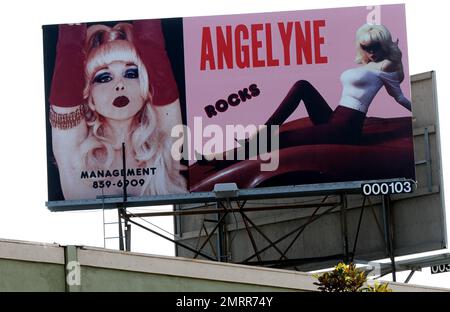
left=0, top=0, right=449, bottom=289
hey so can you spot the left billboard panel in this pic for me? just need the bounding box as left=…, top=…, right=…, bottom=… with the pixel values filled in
left=43, top=19, right=189, bottom=202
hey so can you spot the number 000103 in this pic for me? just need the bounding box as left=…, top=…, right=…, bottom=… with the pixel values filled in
left=361, top=181, right=414, bottom=196
left=431, top=264, right=450, bottom=274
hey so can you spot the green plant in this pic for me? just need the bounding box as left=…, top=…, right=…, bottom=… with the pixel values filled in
left=313, top=262, right=392, bottom=292
left=363, top=281, right=393, bottom=292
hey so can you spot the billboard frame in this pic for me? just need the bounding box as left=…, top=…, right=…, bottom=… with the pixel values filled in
left=46, top=178, right=414, bottom=212
left=44, top=5, right=416, bottom=209
left=431, top=71, right=448, bottom=251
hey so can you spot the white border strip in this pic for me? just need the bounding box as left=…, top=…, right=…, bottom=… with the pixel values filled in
left=0, top=239, right=64, bottom=264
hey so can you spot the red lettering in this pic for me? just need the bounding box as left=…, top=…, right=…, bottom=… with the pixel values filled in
left=200, top=27, right=215, bottom=70
left=278, top=22, right=293, bottom=66
left=216, top=26, right=233, bottom=69
left=235, top=24, right=250, bottom=69
left=251, top=24, right=265, bottom=67
left=314, top=20, right=328, bottom=64
left=265, top=23, right=279, bottom=67
left=295, top=21, right=312, bottom=65
left=200, top=20, right=328, bottom=70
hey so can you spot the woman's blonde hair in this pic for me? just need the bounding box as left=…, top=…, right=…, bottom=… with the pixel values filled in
left=79, top=23, right=186, bottom=195
left=355, top=24, right=402, bottom=64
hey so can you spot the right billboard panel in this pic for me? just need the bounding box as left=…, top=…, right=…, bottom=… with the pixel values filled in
left=176, top=71, right=446, bottom=268
left=184, top=4, right=415, bottom=192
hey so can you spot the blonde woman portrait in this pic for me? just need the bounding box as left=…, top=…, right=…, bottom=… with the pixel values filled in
left=48, top=20, right=187, bottom=200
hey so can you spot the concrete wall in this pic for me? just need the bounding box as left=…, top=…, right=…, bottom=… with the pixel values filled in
left=0, top=238, right=306, bottom=292
left=175, top=71, right=446, bottom=270
left=1, top=238, right=445, bottom=292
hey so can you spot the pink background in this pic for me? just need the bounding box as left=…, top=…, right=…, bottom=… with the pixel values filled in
left=183, top=5, right=410, bottom=157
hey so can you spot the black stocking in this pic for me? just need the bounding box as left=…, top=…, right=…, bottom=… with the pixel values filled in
left=265, top=80, right=333, bottom=126
left=196, top=81, right=365, bottom=166
left=278, top=106, right=366, bottom=148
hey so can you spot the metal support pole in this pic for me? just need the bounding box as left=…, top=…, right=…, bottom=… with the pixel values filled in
left=216, top=200, right=228, bottom=262
left=102, top=208, right=106, bottom=249
left=174, top=204, right=183, bottom=238
left=224, top=199, right=232, bottom=260
left=125, top=224, right=131, bottom=251
left=350, top=196, right=366, bottom=262
left=118, top=208, right=124, bottom=251
left=424, top=127, right=432, bottom=192
left=118, top=142, right=128, bottom=251
left=340, top=194, right=349, bottom=263
left=382, top=194, right=396, bottom=282
left=404, top=270, right=415, bottom=283
left=101, top=188, right=106, bottom=248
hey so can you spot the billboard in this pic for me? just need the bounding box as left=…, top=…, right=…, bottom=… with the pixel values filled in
left=43, top=4, right=414, bottom=205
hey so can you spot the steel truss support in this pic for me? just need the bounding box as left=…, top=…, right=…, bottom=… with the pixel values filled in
left=340, top=194, right=350, bottom=263
left=382, top=194, right=397, bottom=281
left=187, top=197, right=343, bottom=268
left=97, top=143, right=404, bottom=270
left=114, top=198, right=343, bottom=266
left=111, top=188, right=399, bottom=274
left=404, top=270, right=416, bottom=283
